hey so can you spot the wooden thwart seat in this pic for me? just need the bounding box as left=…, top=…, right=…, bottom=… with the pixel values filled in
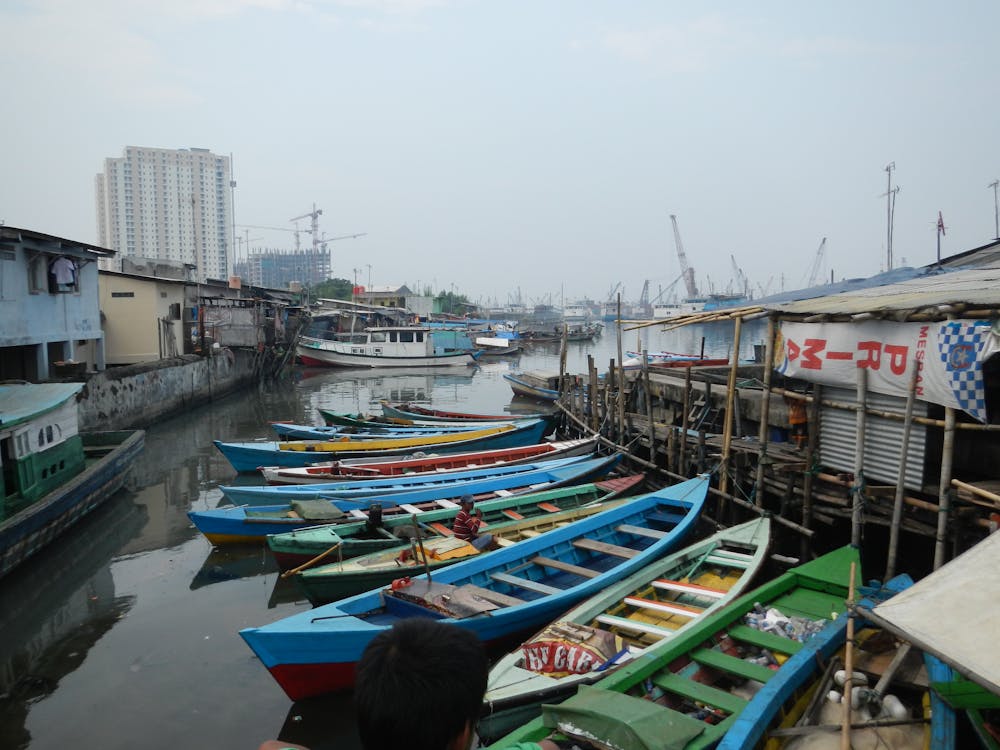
left=705, top=554, right=749, bottom=568
left=572, top=538, right=639, bottom=559
left=398, top=503, right=423, bottom=514
left=727, top=624, right=802, bottom=655
left=595, top=614, right=676, bottom=638
left=532, top=556, right=600, bottom=578
left=436, top=499, right=460, bottom=509
left=652, top=671, right=747, bottom=714
left=653, top=578, right=726, bottom=599
left=537, top=502, right=561, bottom=513
left=690, top=647, right=776, bottom=684
left=428, top=522, right=454, bottom=536
left=349, top=509, right=369, bottom=519
left=501, top=509, right=525, bottom=520
left=490, top=571, right=562, bottom=595
left=624, top=596, right=701, bottom=618
left=459, top=583, right=525, bottom=607
left=617, top=524, right=667, bottom=539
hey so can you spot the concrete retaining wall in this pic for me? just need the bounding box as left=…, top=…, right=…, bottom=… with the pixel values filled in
left=78, top=349, right=258, bottom=431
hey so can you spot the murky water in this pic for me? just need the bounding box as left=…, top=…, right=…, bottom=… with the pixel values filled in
left=0, top=321, right=763, bottom=750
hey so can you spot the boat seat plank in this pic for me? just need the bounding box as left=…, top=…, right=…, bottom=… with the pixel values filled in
left=490, top=571, right=562, bottom=595
left=494, top=537, right=516, bottom=548
left=349, top=509, right=369, bottom=519
left=532, top=556, right=600, bottom=579
left=617, top=524, right=667, bottom=540
left=436, top=499, right=460, bottom=509
left=691, top=647, right=776, bottom=684
left=653, top=579, right=726, bottom=599
left=646, top=510, right=686, bottom=527
left=428, top=522, right=454, bottom=537
left=652, top=671, right=748, bottom=715
left=595, top=614, right=676, bottom=638
left=709, top=548, right=755, bottom=561
left=623, top=596, right=701, bottom=618
left=398, top=503, right=423, bottom=514
left=705, top=554, right=749, bottom=568
left=769, top=589, right=847, bottom=620
left=727, top=624, right=802, bottom=655
left=501, top=509, right=525, bottom=520
left=537, top=502, right=561, bottom=513
left=519, top=530, right=542, bottom=538
left=572, top=538, right=640, bottom=559
left=459, top=583, right=525, bottom=608
left=494, top=490, right=515, bottom=497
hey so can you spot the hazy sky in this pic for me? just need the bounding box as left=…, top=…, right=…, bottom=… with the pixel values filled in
left=2, top=1, right=998, bottom=306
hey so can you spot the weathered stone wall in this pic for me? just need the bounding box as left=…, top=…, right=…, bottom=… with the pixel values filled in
left=78, top=349, right=257, bottom=431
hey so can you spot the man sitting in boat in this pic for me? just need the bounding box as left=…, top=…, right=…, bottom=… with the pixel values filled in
left=452, top=495, right=495, bottom=551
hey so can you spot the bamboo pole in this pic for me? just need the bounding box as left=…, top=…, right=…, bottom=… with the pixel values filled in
left=934, top=407, right=957, bottom=569
left=642, top=350, right=656, bottom=464
left=616, top=294, right=625, bottom=442
left=851, top=368, right=868, bottom=548
left=951, top=478, right=1000, bottom=509
left=719, top=316, right=742, bottom=503
left=802, top=383, right=822, bottom=560
left=558, top=323, right=568, bottom=401
left=886, top=360, right=920, bottom=580
left=680, top=365, right=692, bottom=476
left=280, top=541, right=343, bottom=578
left=752, top=318, right=776, bottom=503
left=588, top=355, right=599, bottom=433
left=841, top=561, right=858, bottom=750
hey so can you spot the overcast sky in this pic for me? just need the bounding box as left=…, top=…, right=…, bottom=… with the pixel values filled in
left=2, top=1, right=998, bottom=306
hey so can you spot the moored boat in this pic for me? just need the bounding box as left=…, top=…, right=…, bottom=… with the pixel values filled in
left=296, top=326, right=478, bottom=368
left=214, top=419, right=550, bottom=473
left=479, top=516, right=771, bottom=742
left=239, top=474, right=709, bottom=700
left=0, top=382, right=145, bottom=579
left=269, top=420, right=519, bottom=441
left=258, top=437, right=599, bottom=485
left=266, top=474, right=647, bottom=570
left=220, top=454, right=616, bottom=506
left=378, top=401, right=556, bottom=424
left=502, top=371, right=567, bottom=402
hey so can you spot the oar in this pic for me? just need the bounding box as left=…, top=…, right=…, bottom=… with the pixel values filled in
left=412, top=513, right=432, bottom=583
left=280, top=541, right=342, bottom=578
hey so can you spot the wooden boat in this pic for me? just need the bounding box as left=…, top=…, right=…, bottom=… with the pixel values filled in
left=294, top=499, right=628, bottom=605
left=258, top=438, right=599, bottom=485
left=478, top=517, right=771, bottom=743
left=490, top=547, right=910, bottom=750
left=213, top=419, right=550, bottom=473
left=0, top=382, right=146, bottom=579
left=239, top=474, right=709, bottom=700
left=191, top=455, right=625, bottom=544
left=378, top=401, right=555, bottom=424
left=296, top=326, right=478, bottom=368
left=269, top=420, right=518, bottom=441
left=266, top=474, right=647, bottom=570
left=503, top=371, right=567, bottom=402
left=219, top=454, right=613, bottom=506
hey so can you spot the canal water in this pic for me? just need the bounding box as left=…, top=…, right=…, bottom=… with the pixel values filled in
left=0, top=321, right=764, bottom=750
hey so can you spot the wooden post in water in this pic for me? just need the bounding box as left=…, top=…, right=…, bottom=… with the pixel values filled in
left=851, top=368, right=868, bottom=548
left=841, top=561, right=858, bottom=750
left=680, top=365, right=692, bottom=476
left=642, top=350, right=657, bottom=465
left=587, top=355, right=599, bottom=433
left=616, top=294, right=625, bottom=443
left=558, top=323, right=568, bottom=401
left=719, top=316, right=743, bottom=509
left=802, top=384, right=821, bottom=560
left=886, top=360, right=919, bottom=580
left=753, top=315, right=776, bottom=507
left=934, top=407, right=956, bottom=570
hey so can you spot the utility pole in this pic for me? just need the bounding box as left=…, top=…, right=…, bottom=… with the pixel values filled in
left=883, top=162, right=899, bottom=271
left=990, top=180, right=999, bottom=239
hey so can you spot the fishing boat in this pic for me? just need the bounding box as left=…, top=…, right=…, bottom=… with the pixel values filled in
left=294, top=499, right=628, bottom=604
left=259, top=437, right=599, bottom=485
left=269, top=420, right=517, bottom=441
left=239, top=474, right=709, bottom=700
left=214, top=419, right=550, bottom=473
left=296, top=326, right=478, bottom=368
left=266, top=474, right=647, bottom=570
left=490, top=547, right=910, bottom=750
left=478, top=517, right=771, bottom=742
left=503, top=372, right=568, bottom=402
left=0, top=382, right=145, bottom=579
left=191, top=455, right=624, bottom=544
left=378, top=401, right=555, bottom=424
left=220, top=454, right=615, bottom=506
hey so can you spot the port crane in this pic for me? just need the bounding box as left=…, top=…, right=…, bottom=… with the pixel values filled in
left=806, top=237, right=827, bottom=287
left=730, top=255, right=750, bottom=298
left=670, top=214, right=699, bottom=299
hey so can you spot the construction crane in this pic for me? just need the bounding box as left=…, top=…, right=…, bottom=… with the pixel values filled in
left=290, top=204, right=324, bottom=254
left=730, top=254, right=750, bottom=297
left=670, top=214, right=699, bottom=299
left=807, top=237, right=827, bottom=287
left=238, top=224, right=306, bottom=250
left=606, top=281, right=623, bottom=302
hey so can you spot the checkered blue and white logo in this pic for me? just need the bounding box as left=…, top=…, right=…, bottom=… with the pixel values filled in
left=937, top=320, right=990, bottom=422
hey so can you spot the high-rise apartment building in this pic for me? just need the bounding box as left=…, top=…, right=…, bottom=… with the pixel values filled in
left=95, top=146, right=233, bottom=281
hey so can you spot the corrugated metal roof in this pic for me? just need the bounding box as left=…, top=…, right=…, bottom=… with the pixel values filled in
left=768, top=266, right=1000, bottom=316
left=0, top=382, right=83, bottom=428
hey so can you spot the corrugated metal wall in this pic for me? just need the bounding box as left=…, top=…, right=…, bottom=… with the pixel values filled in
left=819, top=386, right=928, bottom=490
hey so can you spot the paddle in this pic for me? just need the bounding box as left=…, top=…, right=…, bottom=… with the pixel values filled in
left=280, top=541, right=343, bottom=578
left=412, top=513, right=433, bottom=582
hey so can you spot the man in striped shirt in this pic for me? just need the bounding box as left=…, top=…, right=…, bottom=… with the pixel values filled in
left=452, top=495, right=495, bottom=550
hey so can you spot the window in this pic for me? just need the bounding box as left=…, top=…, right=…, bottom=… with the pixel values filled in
left=370, top=332, right=386, bottom=343
left=48, top=255, right=79, bottom=293
left=398, top=331, right=415, bottom=343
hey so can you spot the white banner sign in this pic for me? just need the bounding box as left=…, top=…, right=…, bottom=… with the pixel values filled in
left=776, top=319, right=1000, bottom=423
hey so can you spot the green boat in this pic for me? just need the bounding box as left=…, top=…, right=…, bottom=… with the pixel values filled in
left=294, top=500, right=624, bottom=604
left=266, top=474, right=646, bottom=572
left=487, top=546, right=867, bottom=750
left=479, top=517, right=772, bottom=744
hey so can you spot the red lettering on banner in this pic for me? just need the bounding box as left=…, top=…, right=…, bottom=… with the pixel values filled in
left=801, top=339, right=826, bottom=369
left=826, top=351, right=854, bottom=361
left=857, top=341, right=882, bottom=369
left=787, top=339, right=800, bottom=362
left=884, top=344, right=908, bottom=375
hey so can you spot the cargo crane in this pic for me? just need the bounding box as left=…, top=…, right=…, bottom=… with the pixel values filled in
left=669, top=214, right=699, bottom=300
left=730, top=255, right=750, bottom=298
left=807, top=237, right=827, bottom=287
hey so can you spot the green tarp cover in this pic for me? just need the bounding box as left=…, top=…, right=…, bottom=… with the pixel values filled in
left=291, top=500, right=348, bottom=521
left=540, top=685, right=705, bottom=750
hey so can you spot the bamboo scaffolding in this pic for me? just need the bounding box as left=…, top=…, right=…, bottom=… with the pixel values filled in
left=753, top=315, right=776, bottom=507
left=852, top=368, right=868, bottom=547
left=886, top=360, right=920, bottom=580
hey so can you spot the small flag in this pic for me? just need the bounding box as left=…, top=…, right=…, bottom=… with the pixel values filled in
left=938, top=211, right=946, bottom=235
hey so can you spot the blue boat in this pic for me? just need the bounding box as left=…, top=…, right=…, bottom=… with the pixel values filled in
left=238, top=474, right=709, bottom=700
left=191, top=454, right=623, bottom=543
left=269, top=421, right=515, bottom=441
left=503, top=372, right=562, bottom=402
left=214, top=418, right=550, bottom=473
left=220, top=453, right=602, bottom=506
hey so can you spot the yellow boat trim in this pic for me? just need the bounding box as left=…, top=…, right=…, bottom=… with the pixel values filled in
left=277, top=424, right=513, bottom=452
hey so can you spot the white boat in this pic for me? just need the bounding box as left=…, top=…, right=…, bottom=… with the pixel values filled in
left=296, top=326, right=477, bottom=368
